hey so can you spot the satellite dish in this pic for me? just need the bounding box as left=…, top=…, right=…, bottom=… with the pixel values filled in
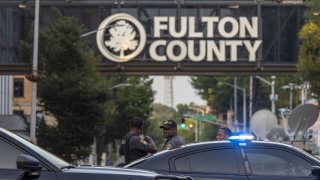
left=287, top=104, right=319, bottom=139
left=266, top=128, right=290, bottom=141
left=251, top=109, right=278, bottom=140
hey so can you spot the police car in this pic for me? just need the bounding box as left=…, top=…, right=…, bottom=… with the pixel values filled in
left=126, top=135, right=320, bottom=180
left=0, top=127, right=192, bottom=180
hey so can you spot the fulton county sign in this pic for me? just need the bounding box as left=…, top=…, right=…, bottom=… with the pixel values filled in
left=96, top=13, right=261, bottom=63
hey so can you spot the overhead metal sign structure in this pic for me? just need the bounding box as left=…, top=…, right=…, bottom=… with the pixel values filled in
left=0, top=0, right=305, bottom=76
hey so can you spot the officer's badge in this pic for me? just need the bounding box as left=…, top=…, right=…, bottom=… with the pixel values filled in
left=165, top=144, right=172, bottom=150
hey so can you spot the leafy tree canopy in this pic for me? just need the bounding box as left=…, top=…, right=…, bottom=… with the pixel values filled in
left=23, top=8, right=111, bottom=162
left=298, top=0, right=320, bottom=96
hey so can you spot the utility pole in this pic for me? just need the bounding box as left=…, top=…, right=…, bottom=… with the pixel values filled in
left=234, top=77, right=238, bottom=131
left=220, top=81, right=246, bottom=132
left=249, top=76, right=253, bottom=120
left=255, top=76, right=276, bottom=114
left=30, top=0, right=40, bottom=143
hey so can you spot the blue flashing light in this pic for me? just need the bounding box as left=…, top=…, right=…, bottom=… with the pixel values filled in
left=238, top=142, right=247, bottom=146
left=229, top=135, right=254, bottom=141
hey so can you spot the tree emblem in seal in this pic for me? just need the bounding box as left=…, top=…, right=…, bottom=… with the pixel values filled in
left=96, top=13, right=146, bottom=63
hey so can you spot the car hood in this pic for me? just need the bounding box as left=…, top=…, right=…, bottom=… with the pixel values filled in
left=63, top=166, right=158, bottom=177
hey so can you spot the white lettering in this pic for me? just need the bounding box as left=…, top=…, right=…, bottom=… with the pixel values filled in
left=166, top=40, right=187, bottom=61
left=149, top=40, right=167, bottom=61
left=149, top=40, right=261, bottom=62
left=207, top=41, right=226, bottom=62
left=226, top=40, right=243, bottom=62
left=169, top=17, right=187, bottom=38
left=201, top=17, right=219, bottom=38
left=244, top=40, right=262, bottom=61
left=188, top=40, right=206, bottom=62
left=239, top=17, right=258, bottom=38
left=149, top=16, right=261, bottom=62
left=218, top=17, right=239, bottom=38
left=188, top=17, right=203, bottom=38
left=154, top=17, right=168, bottom=38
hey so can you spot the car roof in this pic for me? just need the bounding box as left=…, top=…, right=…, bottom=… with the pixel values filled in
left=179, top=140, right=295, bottom=150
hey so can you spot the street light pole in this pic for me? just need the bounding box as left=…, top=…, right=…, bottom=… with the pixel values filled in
left=91, top=82, right=132, bottom=165
left=234, top=77, right=238, bottom=130
left=271, top=77, right=275, bottom=113
left=109, top=83, right=133, bottom=90
left=281, top=83, right=297, bottom=110
left=80, top=24, right=123, bottom=38
left=249, top=76, right=253, bottom=120
left=255, top=76, right=276, bottom=114
left=221, top=82, right=246, bottom=132
left=30, top=0, right=40, bottom=143
left=242, top=88, right=246, bottom=132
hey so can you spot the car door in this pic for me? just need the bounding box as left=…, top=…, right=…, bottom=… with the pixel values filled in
left=242, top=147, right=317, bottom=180
left=0, top=137, right=57, bottom=180
left=170, top=147, right=248, bottom=180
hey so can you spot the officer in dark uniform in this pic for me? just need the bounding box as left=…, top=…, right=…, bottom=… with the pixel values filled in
left=120, top=117, right=157, bottom=165
left=160, top=120, right=185, bottom=151
left=215, top=127, right=232, bottom=141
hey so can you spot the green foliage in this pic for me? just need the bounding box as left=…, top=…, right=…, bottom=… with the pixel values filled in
left=273, top=76, right=302, bottom=109
left=190, top=76, right=249, bottom=115
left=303, top=0, right=320, bottom=23
left=146, top=103, right=179, bottom=147
left=200, top=122, right=218, bottom=141
left=25, top=8, right=110, bottom=162
left=179, top=128, right=195, bottom=143
left=190, top=76, right=307, bottom=121
left=298, top=19, right=320, bottom=96
left=104, top=76, right=155, bottom=141
left=95, top=76, right=155, bottom=165
left=176, top=103, right=194, bottom=116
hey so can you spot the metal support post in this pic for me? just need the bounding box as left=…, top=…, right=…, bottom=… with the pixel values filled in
left=30, top=0, right=40, bottom=143
left=243, top=88, right=247, bottom=132
left=271, top=76, right=276, bottom=113
left=234, top=77, right=238, bottom=131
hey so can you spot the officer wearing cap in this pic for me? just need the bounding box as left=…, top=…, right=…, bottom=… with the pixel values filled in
left=160, top=120, right=185, bottom=151
left=120, top=117, right=157, bottom=165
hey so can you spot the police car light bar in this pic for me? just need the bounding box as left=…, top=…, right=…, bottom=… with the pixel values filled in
left=229, top=135, right=255, bottom=140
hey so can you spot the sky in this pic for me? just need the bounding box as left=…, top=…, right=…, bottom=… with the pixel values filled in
left=151, top=76, right=206, bottom=108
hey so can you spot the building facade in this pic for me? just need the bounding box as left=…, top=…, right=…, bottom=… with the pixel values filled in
left=0, top=75, right=33, bottom=115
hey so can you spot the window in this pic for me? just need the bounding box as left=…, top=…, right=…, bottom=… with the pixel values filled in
left=174, top=149, right=238, bottom=174
left=245, top=148, right=313, bottom=177
left=13, top=78, right=24, bottom=97
left=0, top=138, right=24, bottom=169
left=175, top=155, right=191, bottom=171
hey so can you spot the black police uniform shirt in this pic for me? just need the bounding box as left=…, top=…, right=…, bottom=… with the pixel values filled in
left=121, top=132, right=153, bottom=163
left=161, top=135, right=185, bottom=150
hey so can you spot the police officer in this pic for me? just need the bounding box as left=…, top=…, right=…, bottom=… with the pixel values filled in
left=215, top=127, right=232, bottom=141
left=120, top=117, right=157, bottom=165
left=160, top=120, right=185, bottom=150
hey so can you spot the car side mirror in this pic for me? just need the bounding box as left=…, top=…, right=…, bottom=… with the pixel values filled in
left=311, top=166, right=320, bottom=179
left=17, top=154, right=42, bottom=179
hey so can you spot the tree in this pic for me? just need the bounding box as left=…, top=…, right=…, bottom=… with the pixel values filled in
left=95, top=76, right=155, bottom=165
left=298, top=0, right=320, bottom=97
left=22, top=8, right=110, bottom=162
left=190, top=76, right=248, bottom=119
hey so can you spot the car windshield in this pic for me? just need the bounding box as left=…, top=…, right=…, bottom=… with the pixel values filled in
left=1, top=128, right=69, bottom=169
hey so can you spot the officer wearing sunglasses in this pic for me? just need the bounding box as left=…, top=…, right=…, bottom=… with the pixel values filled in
left=160, top=120, right=185, bottom=151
